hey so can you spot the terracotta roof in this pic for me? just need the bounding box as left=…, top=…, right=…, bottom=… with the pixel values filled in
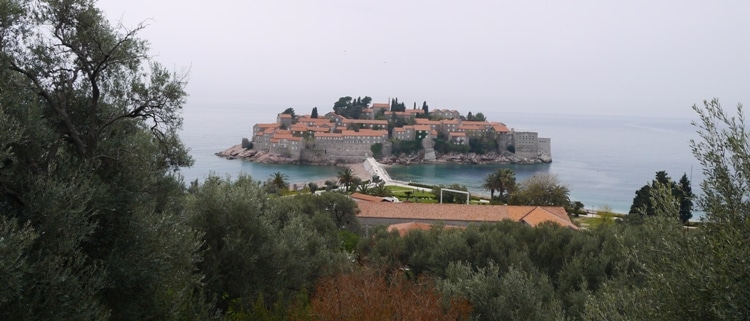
left=462, top=121, right=490, bottom=126
left=519, top=207, right=575, bottom=228
left=493, top=124, right=509, bottom=133
left=278, top=113, right=293, bottom=118
left=255, top=123, right=277, bottom=128
left=298, top=117, right=332, bottom=124
left=351, top=193, right=387, bottom=202
left=342, top=119, right=388, bottom=125
left=372, top=103, right=390, bottom=108
left=413, top=125, right=432, bottom=131
left=357, top=202, right=577, bottom=229
left=290, top=124, right=309, bottom=131
left=357, top=202, right=511, bottom=222
left=458, top=125, right=485, bottom=131
left=449, top=132, right=467, bottom=137
left=415, top=119, right=441, bottom=125
left=291, top=122, right=332, bottom=133
left=271, top=132, right=302, bottom=142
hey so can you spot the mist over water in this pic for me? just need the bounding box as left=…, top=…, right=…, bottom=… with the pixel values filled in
left=179, top=103, right=703, bottom=214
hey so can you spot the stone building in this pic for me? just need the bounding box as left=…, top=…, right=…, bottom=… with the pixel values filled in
left=251, top=106, right=551, bottom=163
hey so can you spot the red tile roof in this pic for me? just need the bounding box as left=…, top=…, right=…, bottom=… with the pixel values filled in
left=351, top=193, right=387, bottom=203
left=357, top=202, right=577, bottom=229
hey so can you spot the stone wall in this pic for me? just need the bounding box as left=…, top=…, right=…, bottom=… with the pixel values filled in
left=512, top=131, right=539, bottom=159
left=538, top=137, right=551, bottom=156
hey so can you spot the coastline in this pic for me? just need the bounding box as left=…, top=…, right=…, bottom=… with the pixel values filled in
left=286, top=162, right=372, bottom=190
left=216, top=145, right=552, bottom=167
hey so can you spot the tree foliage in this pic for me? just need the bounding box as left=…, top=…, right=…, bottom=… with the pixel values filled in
left=390, top=97, right=406, bottom=112
left=266, top=171, right=289, bottom=194
left=282, top=107, right=295, bottom=118
left=585, top=99, right=750, bottom=321
left=186, top=175, right=349, bottom=314
left=332, top=96, right=371, bottom=119
left=465, top=111, right=486, bottom=121
left=482, top=168, right=516, bottom=203
left=509, top=173, right=570, bottom=206
left=0, top=1, right=203, bottom=319
left=628, top=171, right=693, bottom=224
left=336, top=167, right=356, bottom=191
left=358, top=221, right=626, bottom=320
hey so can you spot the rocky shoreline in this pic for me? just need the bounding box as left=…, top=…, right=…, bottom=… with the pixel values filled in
left=216, top=145, right=552, bottom=166
left=379, top=151, right=551, bottom=165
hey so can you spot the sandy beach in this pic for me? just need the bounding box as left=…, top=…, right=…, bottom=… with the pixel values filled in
left=289, top=162, right=372, bottom=190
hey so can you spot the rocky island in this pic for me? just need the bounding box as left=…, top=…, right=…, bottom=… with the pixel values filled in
left=217, top=97, right=552, bottom=165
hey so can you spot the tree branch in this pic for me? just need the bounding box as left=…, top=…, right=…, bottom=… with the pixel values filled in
left=8, top=62, right=88, bottom=156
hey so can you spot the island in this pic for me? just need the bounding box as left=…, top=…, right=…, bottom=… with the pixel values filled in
left=217, top=97, right=552, bottom=165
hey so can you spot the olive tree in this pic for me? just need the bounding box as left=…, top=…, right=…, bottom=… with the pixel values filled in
left=0, top=1, right=204, bottom=319
left=585, top=99, right=750, bottom=321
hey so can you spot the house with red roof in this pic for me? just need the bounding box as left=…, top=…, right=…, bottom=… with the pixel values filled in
left=356, top=201, right=578, bottom=230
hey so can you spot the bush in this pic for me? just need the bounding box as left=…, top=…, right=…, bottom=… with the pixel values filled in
left=242, top=137, right=253, bottom=149
left=391, top=139, right=422, bottom=155
left=370, top=143, right=383, bottom=158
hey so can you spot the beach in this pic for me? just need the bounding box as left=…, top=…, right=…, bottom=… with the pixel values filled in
left=288, top=162, right=372, bottom=190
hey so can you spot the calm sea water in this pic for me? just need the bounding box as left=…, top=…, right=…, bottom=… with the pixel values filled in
left=179, top=103, right=703, bottom=214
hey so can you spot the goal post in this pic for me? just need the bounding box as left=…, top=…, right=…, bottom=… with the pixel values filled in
left=440, top=188, right=470, bottom=204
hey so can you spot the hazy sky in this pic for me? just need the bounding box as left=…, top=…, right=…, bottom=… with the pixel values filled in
left=97, top=0, right=750, bottom=118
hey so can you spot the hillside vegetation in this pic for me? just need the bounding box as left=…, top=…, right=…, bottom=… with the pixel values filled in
left=0, top=1, right=748, bottom=320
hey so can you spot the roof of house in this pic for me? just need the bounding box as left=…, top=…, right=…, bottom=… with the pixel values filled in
left=254, top=123, right=278, bottom=129
left=351, top=192, right=387, bottom=203
left=356, top=202, right=577, bottom=229
left=372, top=103, right=390, bottom=108
left=342, top=119, right=388, bottom=125
left=492, top=123, right=510, bottom=133
left=298, top=117, right=332, bottom=124
left=462, top=120, right=490, bottom=126
left=415, top=119, right=441, bottom=125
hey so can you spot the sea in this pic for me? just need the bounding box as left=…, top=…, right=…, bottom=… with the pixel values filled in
left=179, top=103, right=704, bottom=215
